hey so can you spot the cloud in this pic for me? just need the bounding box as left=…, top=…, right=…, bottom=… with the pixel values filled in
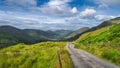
left=80, top=8, right=96, bottom=19
left=0, top=10, right=99, bottom=30
left=94, top=0, right=120, bottom=8
left=39, top=0, right=78, bottom=17
left=5, top=0, right=36, bottom=7
left=48, top=0, right=69, bottom=6
left=71, top=7, right=78, bottom=14
left=95, top=15, right=116, bottom=21
left=0, top=0, right=119, bottom=30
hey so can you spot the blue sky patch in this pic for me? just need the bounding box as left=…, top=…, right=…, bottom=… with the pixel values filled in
left=37, top=0, right=49, bottom=6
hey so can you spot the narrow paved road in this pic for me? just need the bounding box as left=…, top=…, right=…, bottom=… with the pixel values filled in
left=67, top=42, right=120, bottom=68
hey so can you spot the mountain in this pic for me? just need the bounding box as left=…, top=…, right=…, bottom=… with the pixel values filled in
left=53, top=30, right=73, bottom=40
left=66, top=17, right=120, bottom=41
left=1, top=17, right=119, bottom=48
left=0, top=26, right=50, bottom=48
left=0, top=25, right=73, bottom=48
left=65, top=27, right=89, bottom=40
left=86, top=17, right=120, bottom=32
left=23, top=29, right=56, bottom=40
left=23, top=29, right=73, bottom=40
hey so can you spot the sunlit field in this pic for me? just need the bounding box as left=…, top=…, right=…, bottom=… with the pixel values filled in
left=0, top=42, right=73, bottom=68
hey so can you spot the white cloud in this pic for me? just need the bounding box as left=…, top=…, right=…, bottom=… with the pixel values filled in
left=0, top=10, right=99, bottom=30
left=2, top=0, right=79, bottom=17
left=94, top=0, right=120, bottom=8
left=71, top=7, right=78, bottom=14
left=95, top=15, right=116, bottom=21
left=39, top=0, right=78, bottom=17
left=48, top=0, right=68, bottom=6
left=98, top=3, right=108, bottom=8
left=0, top=0, right=119, bottom=30
left=5, top=0, right=36, bottom=7
left=80, top=8, right=96, bottom=18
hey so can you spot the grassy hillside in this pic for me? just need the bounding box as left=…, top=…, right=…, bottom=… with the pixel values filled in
left=74, top=24, right=120, bottom=65
left=65, top=27, right=89, bottom=40
left=0, top=42, right=73, bottom=68
left=23, top=29, right=57, bottom=40
left=66, top=17, right=120, bottom=41
left=0, top=25, right=73, bottom=48
left=54, top=30, right=73, bottom=40
left=24, top=29, right=73, bottom=40
left=0, top=25, right=38, bottom=48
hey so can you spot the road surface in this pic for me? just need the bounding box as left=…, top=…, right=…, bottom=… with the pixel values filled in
left=67, top=42, right=120, bottom=68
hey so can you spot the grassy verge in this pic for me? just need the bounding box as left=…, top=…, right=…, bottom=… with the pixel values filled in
left=0, top=42, right=73, bottom=68
left=53, top=44, right=73, bottom=68
left=75, top=43, right=120, bottom=65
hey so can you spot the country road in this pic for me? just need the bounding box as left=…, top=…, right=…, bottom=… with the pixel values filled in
left=67, top=42, right=120, bottom=68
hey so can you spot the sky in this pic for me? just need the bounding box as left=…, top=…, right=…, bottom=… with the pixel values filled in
left=0, top=0, right=120, bottom=30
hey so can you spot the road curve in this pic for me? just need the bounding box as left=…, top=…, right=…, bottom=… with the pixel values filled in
left=67, top=42, right=120, bottom=68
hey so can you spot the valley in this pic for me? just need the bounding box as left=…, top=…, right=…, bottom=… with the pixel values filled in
left=0, top=17, right=120, bottom=68
left=0, top=25, right=73, bottom=48
left=0, top=0, right=120, bottom=68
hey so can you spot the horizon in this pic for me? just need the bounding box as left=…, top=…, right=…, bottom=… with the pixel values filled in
left=0, top=0, right=120, bottom=30
left=0, top=24, right=84, bottom=31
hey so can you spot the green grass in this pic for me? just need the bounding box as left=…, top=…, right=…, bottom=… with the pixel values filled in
left=74, top=24, right=120, bottom=65
left=0, top=42, right=73, bottom=68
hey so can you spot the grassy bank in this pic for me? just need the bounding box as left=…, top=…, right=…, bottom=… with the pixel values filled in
left=0, top=42, right=73, bottom=68
left=74, top=24, right=120, bottom=65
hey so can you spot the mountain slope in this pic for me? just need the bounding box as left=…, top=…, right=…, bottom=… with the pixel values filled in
left=23, top=29, right=55, bottom=40
left=0, top=25, right=73, bottom=48
left=54, top=30, right=73, bottom=40
left=0, top=25, right=30, bottom=48
left=74, top=23, right=120, bottom=65
left=67, top=17, right=120, bottom=41
left=65, top=27, right=89, bottom=40
left=86, top=17, right=120, bottom=32
left=23, top=29, right=73, bottom=40
left=0, top=26, right=50, bottom=48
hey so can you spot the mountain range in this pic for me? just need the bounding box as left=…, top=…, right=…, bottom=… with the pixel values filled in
left=0, top=25, right=72, bottom=48
left=65, top=17, right=120, bottom=41
left=0, top=17, right=120, bottom=48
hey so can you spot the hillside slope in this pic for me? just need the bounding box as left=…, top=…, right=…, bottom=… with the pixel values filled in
left=67, top=17, right=120, bottom=41
left=86, top=17, right=120, bottom=32
left=54, top=30, right=73, bottom=40
left=23, top=29, right=55, bottom=40
left=23, top=29, right=73, bottom=41
left=65, top=27, right=89, bottom=40
left=0, top=26, right=35, bottom=48
left=0, top=26, right=51, bottom=48
left=0, top=25, right=73, bottom=48
left=74, top=24, right=120, bottom=65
